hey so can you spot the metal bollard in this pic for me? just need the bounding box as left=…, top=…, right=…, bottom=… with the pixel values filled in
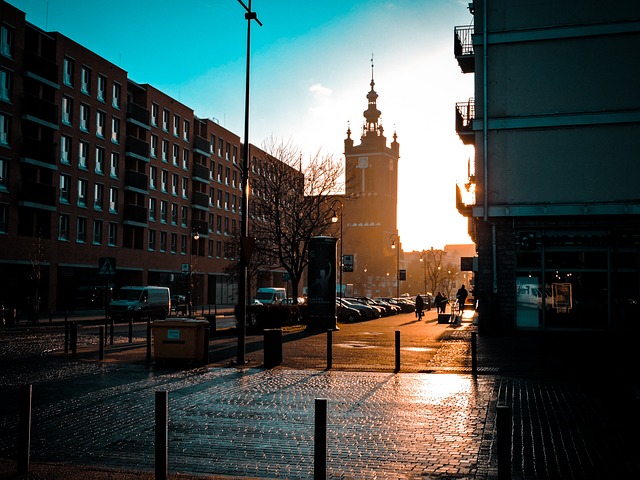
left=155, top=391, right=168, bottom=480
left=326, top=329, right=333, bottom=370
left=314, top=398, right=327, bottom=479
left=128, top=318, right=133, bottom=343
left=395, top=330, right=401, bottom=372
left=64, top=317, right=69, bottom=354
left=203, top=327, right=210, bottom=365
left=70, top=322, right=78, bottom=357
left=109, top=319, right=114, bottom=346
left=471, top=331, right=478, bottom=375
left=99, top=326, right=105, bottom=361
left=18, top=384, right=32, bottom=475
left=497, top=405, right=512, bottom=479
left=49, top=310, right=53, bottom=325
left=146, top=319, right=152, bottom=364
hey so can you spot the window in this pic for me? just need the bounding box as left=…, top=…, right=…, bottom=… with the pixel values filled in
left=161, top=170, right=168, bottom=192
left=1, top=25, right=14, bottom=58
left=93, top=220, right=102, bottom=244
left=232, top=194, right=237, bottom=212
left=232, top=171, right=238, bottom=189
left=216, top=240, right=221, bottom=259
left=171, top=173, right=178, bottom=195
left=224, top=216, right=229, bottom=235
left=77, top=178, right=88, bottom=207
left=95, top=147, right=104, bottom=174
left=149, top=165, right=157, bottom=189
left=96, top=110, right=105, bottom=137
left=225, top=142, right=230, bottom=161
left=217, top=164, right=223, bottom=183
left=63, top=56, right=73, bottom=86
left=148, top=229, right=156, bottom=251
left=171, top=203, right=178, bottom=225
left=58, top=214, right=70, bottom=240
left=108, top=222, right=117, bottom=246
left=0, top=158, right=6, bottom=190
left=172, top=144, right=179, bottom=166
left=216, top=215, right=222, bottom=234
left=181, top=235, right=187, bottom=254
left=160, top=200, right=167, bottom=223
left=151, top=103, right=158, bottom=126
left=112, top=82, right=121, bottom=109
left=181, top=206, right=188, bottom=227
left=110, top=152, right=119, bottom=177
left=111, top=117, right=120, bottom=143
left=218, top=138, right=223, bottom=157
left=160, top=231, right=167, bottom=252
left=60, top=135, right=71, bottom=164
left=233, top=145, right=238, bottom=164
left=224, top=192, right=230, bottom=210
left=161, top=139, right=168, bottom=162
left=210, top=134, right=216, bottom=154
left=216, top=189, right=222, bottom=208
left=62, top=96, right=72, bottom=125
left=0, top=113, right=9, bottom=145
left=80, top=104, right=89, bottom=131
left=208, top=213, right=214, bottom=233
left=183, top=120, right=189, bottom=141
left=225, top=166, right=230, bottom=185
left=150, top=134, right=157, bottom=158
left=209, top=160, right=215, bottom=180
left=162, top=109, right=169, bottom=131
left=109, top=187, right=118, bottom=212
left=78, top=141, right=88, bottom=169
left=0, top=204, right=6, bottom=233
left=76, top=217, right=87, bottom=243
left=59, top=174, right=70, bottom=203
left=94, top=183, right=103, bottom=210
left=81, top=66, right=91, bottom=94
left=182, top=149, right=189, bottom=170
left=182, top=177, right=188, bottom=198
left=170, top=233, right=177, bottom=253
left=173, top=114, right=180, bottom=136
left=0, top=68, right=10, bottom=101
left=208, top=239, right=213, bottom=258
left=209, top=187, right=214, bottom=206
left=149, top=197, right=156, bottom=221
left=97, top=74, right=106, bottom=101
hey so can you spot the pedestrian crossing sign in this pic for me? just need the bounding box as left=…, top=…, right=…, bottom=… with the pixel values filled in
left=98, top=257, right=116, bottom=276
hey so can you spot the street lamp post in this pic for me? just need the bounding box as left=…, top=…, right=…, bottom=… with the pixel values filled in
left=187, top=230, right=200, bottom=316
left=419, top=251, right=427, bottom=295
left=331, top=201, right=343, bottom=299
left=390, top=234, right=400, bottom=299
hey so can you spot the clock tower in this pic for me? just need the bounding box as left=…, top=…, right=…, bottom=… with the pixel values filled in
left=341, top=65, right=401, bottom=296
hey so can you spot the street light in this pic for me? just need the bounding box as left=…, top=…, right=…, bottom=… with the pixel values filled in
left=419, top=251, right=427, bottom=295
left=390, top=234, right=400, bottom=298
left=331, top=201, right=343, bottom=299
left=187, top=230, right=200, bottom=316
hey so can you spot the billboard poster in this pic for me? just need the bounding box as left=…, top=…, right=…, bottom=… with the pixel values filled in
left=307, top=236, right=337, bottom=330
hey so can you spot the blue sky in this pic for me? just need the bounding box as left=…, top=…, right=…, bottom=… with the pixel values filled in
left=13, top=0, right=475, bottom=251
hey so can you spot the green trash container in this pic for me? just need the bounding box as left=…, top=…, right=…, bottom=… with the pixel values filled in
left=152, top=318, right=209, bottom=363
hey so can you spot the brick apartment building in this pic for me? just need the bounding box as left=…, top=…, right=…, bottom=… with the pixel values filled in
left=454, top=0, right=640, bottom=332
left=0, top=1, right=289, bottom=317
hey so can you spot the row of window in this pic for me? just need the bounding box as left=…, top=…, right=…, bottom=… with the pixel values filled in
left=63, top=57, right=121, bottom=109
left=62, top=97, right=121, bottom=142
left=59, top=174, right=118, bottom=212
left=60, top=136, right=120, bottom=175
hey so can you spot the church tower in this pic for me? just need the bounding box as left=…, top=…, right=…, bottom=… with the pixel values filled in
left=341, top=62, right=401, bottom=297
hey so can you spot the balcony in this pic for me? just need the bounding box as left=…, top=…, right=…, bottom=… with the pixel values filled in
left=454, top=26, right=475, bottom=74
left=126, top=101, right=150, bottom=127
left=191, top=219, right=208, bottom=237
left=18, top=180, right=56, bottom=210
left=124, top=169, right=149, bottom=192
left=125, top=137, right=150, bottom=161
left=123, top=204, right=148, bottom=225
left=455, top=99, right=475, bottom=145
left=192, top=162, right=210, bottom=184
left=24, top=50, right=58, bottom=84
left=191, top=190, right=209, bottom=210
left=193, top=135, right=210, bottom=155
left=20, top=140, right=56, bottom=167
left=22, top=94, right=58, bottom=126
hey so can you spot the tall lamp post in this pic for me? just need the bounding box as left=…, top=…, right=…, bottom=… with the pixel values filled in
left=419, top=251, right=427, bottom=295
left=331, top=201, right=343, bottom=299
left=187, top=230, right=200, bottom=316
left=390, top=234, right=400, bottom=298
left=236, top=0, right=261, bottom=365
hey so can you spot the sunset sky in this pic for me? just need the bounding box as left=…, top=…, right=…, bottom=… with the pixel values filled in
left=13, top=0, right=475, bottom=251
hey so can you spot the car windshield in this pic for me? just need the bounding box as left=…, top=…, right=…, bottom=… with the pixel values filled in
left=255, top=292, right=274, bottom=300
left=116, top=289, right=143, bottom=301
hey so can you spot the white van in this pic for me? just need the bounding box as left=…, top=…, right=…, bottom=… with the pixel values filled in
left=254, top=287, right=286, bottom=305
left=109, top=286, right=171, bottom=321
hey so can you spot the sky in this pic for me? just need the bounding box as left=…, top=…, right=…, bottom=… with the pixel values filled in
left=12, top=0, right=476, bottom=251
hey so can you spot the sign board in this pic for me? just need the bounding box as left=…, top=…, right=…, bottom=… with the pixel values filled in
left=342, top=254, right=354, bottom=272
left=181, top=263, right=190, bottom=275
left=98, top=257, right=116, bottom=276
left=399, top=269, right=406, bottom=281
left=461, top=257, right=477, bottom=271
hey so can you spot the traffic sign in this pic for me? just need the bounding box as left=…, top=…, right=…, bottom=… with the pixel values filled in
left=98, top=257, right=116, bottom=276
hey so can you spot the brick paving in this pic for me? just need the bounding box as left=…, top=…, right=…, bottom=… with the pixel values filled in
left=1, top=311, right=638, bottom=479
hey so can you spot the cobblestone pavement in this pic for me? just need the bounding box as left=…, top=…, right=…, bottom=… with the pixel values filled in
left=1, top=312, right=638, bottom=479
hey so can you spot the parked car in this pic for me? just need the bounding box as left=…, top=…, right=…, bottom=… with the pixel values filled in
left=337, top=301, right=364, bottom=323
left=339, top=298, right=378, bottom=320
left=347, top=297, right=384, bottom=318
left=109, top=286, right=170, bottom=322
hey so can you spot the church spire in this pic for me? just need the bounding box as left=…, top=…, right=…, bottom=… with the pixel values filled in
left=363, top=54, right=382, bottom=138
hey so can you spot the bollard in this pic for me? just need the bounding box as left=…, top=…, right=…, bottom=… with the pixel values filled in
left=497, top=404, right=512, bottom=480
left=471, top=331, right=478, bottom=375
left=70, top=322, right=78, bottom=357
left=264, top=328, right=283, bottom=368
left=395, top=330, right=401, bottom=372
left=49, top=310, right=53, bottom=325
left=18, top=384, right=32, bottom=475
left=203, top=326, right=210, bottom=365
left=99, top=326, right=105, bottom=361
left=146, top=319, right=152, bottom=364
left=155, top=391, right=168, bottom=480
left=109, top=318, right=114, bottom=346
left=104, top=319, right=108, bottom=346
left=314, top=398, right=327, bottom=479
left=128, top=318, right=133, bottom=343
left=64, top=317, right=69, bottom=354
left=326, top=329, right=333, bottom=370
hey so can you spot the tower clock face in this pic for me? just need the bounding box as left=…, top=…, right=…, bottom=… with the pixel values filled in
left=357, top=156, right=369, bottom=168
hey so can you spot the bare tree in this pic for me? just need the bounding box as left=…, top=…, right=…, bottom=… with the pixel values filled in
left=250, top=138, right=344, bottom=302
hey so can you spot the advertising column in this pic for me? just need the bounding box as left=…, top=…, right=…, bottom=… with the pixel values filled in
left=307, top=236, right=338, bottom=331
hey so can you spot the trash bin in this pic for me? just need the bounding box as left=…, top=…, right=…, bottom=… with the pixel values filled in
left=152, top=318, right=209, bottom=363
left=263, top=328, right=283, bottom=368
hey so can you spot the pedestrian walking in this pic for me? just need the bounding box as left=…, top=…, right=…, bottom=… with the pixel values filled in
left=435, top=292, right=447, bottom=314
left=456, top=285, right=469, bottom=312
left=415, top=294, right=424, bottom=320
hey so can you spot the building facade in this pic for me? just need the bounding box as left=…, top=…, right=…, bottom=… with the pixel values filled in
left=0, top=1, right=280, bottom=316
left=454, top=0, right=640, bottom=331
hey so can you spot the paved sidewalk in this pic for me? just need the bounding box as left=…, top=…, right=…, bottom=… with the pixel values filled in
left=1, top=311, right=638, bottom=479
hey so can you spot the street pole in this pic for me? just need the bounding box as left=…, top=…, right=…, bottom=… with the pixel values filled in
left=237, top=0, right=261, bottom=365
left=390, top=234, right=400, bottom=298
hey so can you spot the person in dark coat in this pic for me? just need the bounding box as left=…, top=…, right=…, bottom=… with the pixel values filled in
left=415, top=294, right=424, bottom=319
left=435, top=292, right=446, bottom=313
left=456, top=285, right=469, bottom=312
